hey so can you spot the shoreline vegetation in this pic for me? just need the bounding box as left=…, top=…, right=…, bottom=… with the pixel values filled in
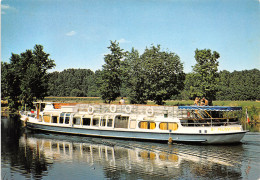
left=2, top=44, right=259, bottom=133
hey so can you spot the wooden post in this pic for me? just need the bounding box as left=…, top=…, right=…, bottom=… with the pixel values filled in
left=37, top=103, right=40, bottom=119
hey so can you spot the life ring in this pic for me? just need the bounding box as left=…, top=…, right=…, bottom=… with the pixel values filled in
left=146, top=107, right=154, bottom=116
left=88, top=106, right=94, bottom=114
left=125, top=105, right=132, bottom=113
left=110, top=105, right=117, bottom=113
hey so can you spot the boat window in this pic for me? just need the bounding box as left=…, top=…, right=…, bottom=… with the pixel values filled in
left=59, top=113, right=65, bottom=124
left=43, top=115, right=51, bottom=123
left=130, top=120, right=136, bottom=129
left=52, top=116, right=58, bottom=123
left=107, top=118, right=113, bottom=127
left=82, top=117, right=91, bottom=126
left=160, top=122, right=167, bottom=130
left=100, top=117, right=106, bottom=127
left=139, top=121, right=156, bottom=129
left=65, top=114, right=70, bottom=124
left=92, top=117, right=99, bottom=126
left=73, top=117, right=81, bottom=125
left=168, top=123, right=178, bottom=131
left=114, top=116, right=129, bottom=128
left=159, top=122, right=178, bottom=131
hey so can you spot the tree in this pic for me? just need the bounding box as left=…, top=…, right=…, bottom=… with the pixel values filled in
left=99, top=41, right=125, bottom=103
left=227, top=69, right=260, bottom=100
left=70, top=89, right=84, bottom=97
left=87, top=70, right=101, bottom=97
left=121, top=48, right=147, bottom=104
left=183, top=72, right=201, bottom=100
left=3, top=53, right=24, bottom=110
left=1, top=62, right=10, bottom=99
left=216, top=70, right=231, bottom=100
left=3, top=45, right=55, bottom=110
left=186, top=49, right=220, bottom=105
left=122, top=45, right=185, bottom=105
left=47, top=69, right=95, bottom=97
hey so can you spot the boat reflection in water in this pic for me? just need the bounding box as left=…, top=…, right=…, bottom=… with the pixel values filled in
left=18, top=133, right=243, bottom=179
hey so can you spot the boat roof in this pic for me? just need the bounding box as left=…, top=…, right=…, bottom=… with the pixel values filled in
left=178, top=106, right=242, bottom=111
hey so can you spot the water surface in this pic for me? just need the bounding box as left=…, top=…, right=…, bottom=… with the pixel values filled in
left=1, top=115, right=260, bottom=179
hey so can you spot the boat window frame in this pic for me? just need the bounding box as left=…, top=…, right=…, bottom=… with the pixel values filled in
left=82, top=116, right=91, bottom=126
left=52, top=115, right=58, bottom=123
left=73, top=115, right=82, bottom=125
left=106, top=116, right=114, bottom=128
left=114, top=115, right=129, bottom=129
left=138, top=121, right=156, bottom=130
left=92, top=116, right=100, bottom=127
left=64, top=113, right=71, bottom=124
left=43, top=114, right=51, bottom=123
left=159, top=122, right=178, bottom=131
left=59, top=113, right=65, bottom=124
left=100, top=116, right=106, bottom=127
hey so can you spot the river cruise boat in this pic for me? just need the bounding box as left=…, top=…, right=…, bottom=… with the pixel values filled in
left=20, top=102, right=247, bottom=144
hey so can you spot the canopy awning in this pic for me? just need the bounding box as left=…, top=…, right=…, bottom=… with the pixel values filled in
left=178, top=106, right=242, bottom=111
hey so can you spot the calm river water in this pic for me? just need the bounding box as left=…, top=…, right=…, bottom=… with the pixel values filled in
left=1, top=115, right=260, bottom=180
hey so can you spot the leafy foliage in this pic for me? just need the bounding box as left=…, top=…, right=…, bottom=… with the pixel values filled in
left=47, top=69, right=96, bottom=97
left=122, top=45, right=185, bottom=105
left=216, top=69, right=260, bottom=100
left=2, top=42, right=259, bottom=111
left=184, top=49, right=220, bottom=104
left=98, top=41, right=125, bottom=103
left=121, top=48, right=147, bottom=104
left=1, top=45, right=55, bottom=110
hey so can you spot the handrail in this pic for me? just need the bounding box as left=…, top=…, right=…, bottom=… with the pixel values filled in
left=195, top=110, right=203, bottom=119
left=180, top=117, right=238, bottom=121
left=180, top=121, right=239, bottom=126
left=204, top=110, right=212, bottom=118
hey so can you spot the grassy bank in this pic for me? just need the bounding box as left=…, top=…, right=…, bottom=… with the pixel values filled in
left=44, top=97, right=259, bottom=109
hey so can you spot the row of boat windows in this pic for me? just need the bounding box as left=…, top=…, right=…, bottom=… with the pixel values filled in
left=40, top=114, right=178, bottom=131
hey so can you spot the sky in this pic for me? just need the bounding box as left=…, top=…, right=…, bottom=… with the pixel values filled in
left=1, top=0, right=260, bottom=73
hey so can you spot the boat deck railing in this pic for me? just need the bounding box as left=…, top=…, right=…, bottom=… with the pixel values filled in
left=34, top=103, right=242, bottom=120
left=73, top=104, right=180, bottom=117
left=180, top=117, right=240, bottom=127
left=180, top=121, right=239, bottom=127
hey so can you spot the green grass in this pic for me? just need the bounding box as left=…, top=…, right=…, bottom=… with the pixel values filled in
left=44, top=97, right=259, bottom=109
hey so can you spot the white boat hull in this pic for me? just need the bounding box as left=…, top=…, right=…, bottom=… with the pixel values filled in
left=25, top=121, right=246, bottom=144
left=20, top=103, right=247, bottom=144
